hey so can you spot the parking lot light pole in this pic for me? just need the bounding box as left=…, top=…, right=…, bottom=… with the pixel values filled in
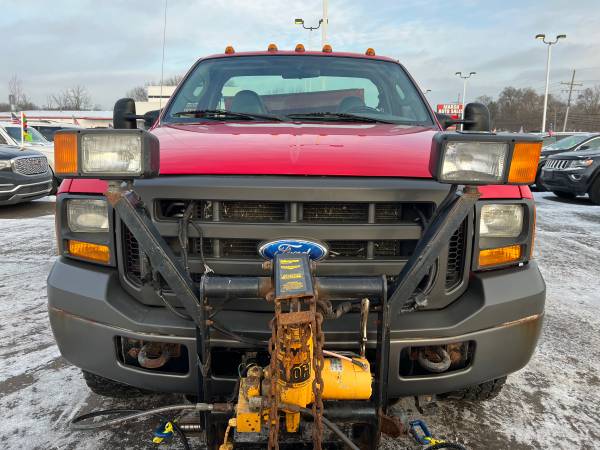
left=536, top=33, right=566, bottom=133
left=455, top=71, right=476, bottom=130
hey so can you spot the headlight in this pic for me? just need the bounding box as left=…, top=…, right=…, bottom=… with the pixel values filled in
left=430, top=133, right=542, bottom=185
left=570, top=159, right=593, bottom=168
left=0, top=160, right=11, bottom=170
left=480, top=204, right=524, bottom=237
left=53, top=129, right=159, bottom=180
left=67, top=199, right=109, bottom=232
left=81, top=134, right=142, bottom=175
left=440, top=141, right=509, bottom=183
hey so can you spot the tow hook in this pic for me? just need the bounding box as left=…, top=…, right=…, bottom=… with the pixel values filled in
left=417, top=346, right=452, bottom=373
left=135, top=342, right=174, bottom=369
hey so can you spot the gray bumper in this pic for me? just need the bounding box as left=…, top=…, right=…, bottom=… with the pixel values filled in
left=47, top=257, right=545, bottom=397
left=0, top=178, right=53, bottom=205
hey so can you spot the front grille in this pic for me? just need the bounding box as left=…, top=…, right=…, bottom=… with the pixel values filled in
left=546, top=159, right=571, bottom=169
left=157, top=199, right=434, bottom=225
left=302, top=203, right=369, bottom=223
left=446, top=221, right=467, bottom=290
left=222, top=201, right=286, bottom=222
left=13, top=156, right=49, bottom=175
left=123, top=225, right=142, bottom=285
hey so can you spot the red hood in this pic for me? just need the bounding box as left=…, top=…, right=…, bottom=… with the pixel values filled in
left=61, top=122, right=528, bottom=199
left=151, top=122, right=436, bottom=177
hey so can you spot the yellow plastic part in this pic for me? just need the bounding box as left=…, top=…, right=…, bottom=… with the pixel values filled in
left=236, top=370, right=262, bottom=433
left=218, top=418, right=237, bottom=450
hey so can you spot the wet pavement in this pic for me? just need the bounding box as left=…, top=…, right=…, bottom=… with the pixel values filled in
left=0, top=192, right=599, bottom=449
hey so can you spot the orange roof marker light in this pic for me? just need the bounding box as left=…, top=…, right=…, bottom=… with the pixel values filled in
left=322, top=44, right=332, bottom=53
left=267, top=43, right=278, bottom=52
left=365, top=48, right=376, bottom=56
left=224, top=45, right=235, bottom=54
left=295, top=43, right=306, bottom=52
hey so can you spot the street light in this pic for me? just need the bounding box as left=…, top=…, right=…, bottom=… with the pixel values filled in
left=536, top=33, right=566, bottom=133
left=294, top=17, right=323, bottom=31
left=294, top=0, right=329, bottom=47
left=455, top=71, right=476, bottom=130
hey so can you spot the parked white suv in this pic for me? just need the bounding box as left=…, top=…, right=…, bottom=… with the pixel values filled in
left=0, top=121, right=58, bottom=192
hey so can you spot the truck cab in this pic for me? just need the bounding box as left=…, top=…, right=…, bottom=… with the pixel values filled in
left=47, top=47, right=545, bottom=408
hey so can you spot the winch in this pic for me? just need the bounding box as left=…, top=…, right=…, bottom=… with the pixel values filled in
left=225, top=253, right=372, bottom=449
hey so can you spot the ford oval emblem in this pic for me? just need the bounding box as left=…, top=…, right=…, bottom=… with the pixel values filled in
left=258, top=239, right=328, bottom=261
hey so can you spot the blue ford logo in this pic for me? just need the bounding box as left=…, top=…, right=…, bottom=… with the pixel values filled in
left=258, top=239, right=328, bottom=261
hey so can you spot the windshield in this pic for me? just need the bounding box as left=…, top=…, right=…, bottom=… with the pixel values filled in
left=4, top=125, right=49, bottom=144
left=163, top=55, right=433, bottom=126
left=33, top=126, right=68, bottom=141
left=544, top=135, right=591, bottom=150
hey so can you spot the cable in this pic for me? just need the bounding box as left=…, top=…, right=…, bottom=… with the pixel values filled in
left=426, top=443, right=467, bottom=450
left=211, top=319, right=269, bottom=347
left=70, top=403, right=214, bottom=431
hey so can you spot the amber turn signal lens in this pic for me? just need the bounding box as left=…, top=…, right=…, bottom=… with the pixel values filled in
left=479, top=244, right=522, bottom=268
left=224, top=45, right=235, bottom=54
left=54, top=132, right=78, bottom=175
left=365, top=47, right=376, bottom=56
left=508, top=142, right=542, bottom=184
left=68, top=240, right=110, bottom=264
left=322, top=44, right=332, bottom=53
left=267, top=43, right=278, bottom=52
left=295, top=43, right=305, bottom=52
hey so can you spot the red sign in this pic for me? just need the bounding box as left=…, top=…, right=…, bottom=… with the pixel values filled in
left=436, top=103, right=463, bottom=119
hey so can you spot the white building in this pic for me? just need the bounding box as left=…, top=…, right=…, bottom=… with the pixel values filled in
left=135, top=85, right=177, bottom=115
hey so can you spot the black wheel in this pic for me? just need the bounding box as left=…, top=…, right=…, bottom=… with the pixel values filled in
left=534, top=170, right=547, bottom=191
left=82, top=370, right=152, bottom=398
left=439, top=376, right=506, bottom=402
left=552, top=190, right=576, bottom=200
left=50, top=177, right=60, bottom=195
left=589, top=178, right=600, bottom=205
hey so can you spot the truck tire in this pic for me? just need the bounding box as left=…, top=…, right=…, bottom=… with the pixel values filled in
left=439, top=376, right=506, bottom=402
left=82, top=370, right=151, bottom=398
left=552, top=190, right=576, bottom=200
left=589, top=178, right=600, bottom=205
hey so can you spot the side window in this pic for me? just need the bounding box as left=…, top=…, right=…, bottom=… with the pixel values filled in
left=581, top=137, right=600, bottom=150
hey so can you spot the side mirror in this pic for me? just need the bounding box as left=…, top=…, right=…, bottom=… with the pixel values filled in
left=436, top=113, right=454, bottom=130
left=462, top=103, right=491, bottom=132
left=113, top=98, right=138, bottom=129
left=143, top=110, right=161, bottom=129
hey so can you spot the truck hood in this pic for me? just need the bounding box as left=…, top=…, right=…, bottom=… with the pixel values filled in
left=151, top=123, right=437, bottom=177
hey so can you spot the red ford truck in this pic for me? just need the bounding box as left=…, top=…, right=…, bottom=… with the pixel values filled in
left=47, top=47, right=545, bottom=417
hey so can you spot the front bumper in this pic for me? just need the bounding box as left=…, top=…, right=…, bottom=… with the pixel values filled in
left=48, top=256, right=545, bottom=398
left=0, top=171, right=53, bottom=205
left=540, top=168, right=591, bottom=195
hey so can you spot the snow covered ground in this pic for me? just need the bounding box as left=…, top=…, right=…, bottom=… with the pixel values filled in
left=0, top=192, right=598, bottom=449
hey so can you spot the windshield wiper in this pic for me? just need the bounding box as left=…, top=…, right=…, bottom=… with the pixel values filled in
left=286, top=112, right=394, bottom=124
left=172, top=109, right=285, bottom=122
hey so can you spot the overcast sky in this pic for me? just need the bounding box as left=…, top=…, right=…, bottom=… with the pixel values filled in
left=2, top=0, right=599, bottom=110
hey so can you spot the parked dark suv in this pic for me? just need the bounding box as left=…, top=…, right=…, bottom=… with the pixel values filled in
left=535, top=133, right=600, bottom=189
left=0, top=144, right=53, bottom=205
left=541, top=145, right=600, bottom=204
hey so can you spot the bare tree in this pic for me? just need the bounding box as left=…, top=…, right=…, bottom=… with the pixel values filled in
left=575, top=86, right=600, bottom=115
left=7, top=75, right=36, bottom=109
left=126, top=85, right=148, bottom=101
left=47, top=85, right=93, bottom=110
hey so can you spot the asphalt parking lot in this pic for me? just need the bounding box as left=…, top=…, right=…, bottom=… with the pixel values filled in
left=0, top=192, right=599, bottom=450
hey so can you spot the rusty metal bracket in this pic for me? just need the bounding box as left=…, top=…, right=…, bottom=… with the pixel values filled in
left=106, top=185, right=204, bottom=327
left=388, top=186, right=481, bottom=313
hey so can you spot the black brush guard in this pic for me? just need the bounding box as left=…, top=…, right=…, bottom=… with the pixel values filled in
left=106, top=183, right=480, bottom=449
